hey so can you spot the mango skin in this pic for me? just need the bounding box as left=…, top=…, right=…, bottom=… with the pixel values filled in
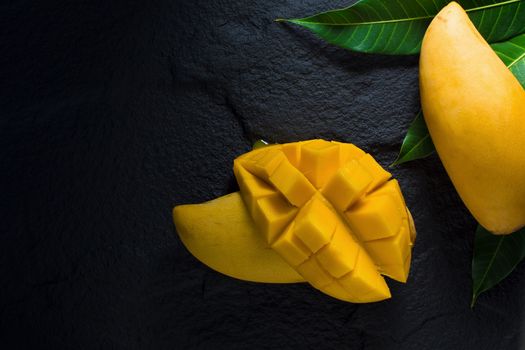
left=173, top=192, right=304, bottom=283
left=420, top=2, right=525, bottom=234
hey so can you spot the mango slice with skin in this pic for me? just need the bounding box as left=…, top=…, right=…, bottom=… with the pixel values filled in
left=173, top=192, right=304, bottom=283
left=420, top=2, right=525, bottom=234
left=173, top=140, right=416, bottom=303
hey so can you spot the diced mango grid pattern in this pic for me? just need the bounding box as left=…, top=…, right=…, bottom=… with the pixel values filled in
left=234, top=140, right=415, bottom=303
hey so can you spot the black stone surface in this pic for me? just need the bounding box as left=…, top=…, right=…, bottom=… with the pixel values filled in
left=2, top=0, right=524, bottom=349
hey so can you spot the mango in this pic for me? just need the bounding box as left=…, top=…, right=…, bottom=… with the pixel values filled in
left=173, top=192, right=304, bottom=283
left=173, top=140, right=416, bottom=303
left=420, top=2, right=525, bottom=234
left=233, top=140, right=414, bottom=302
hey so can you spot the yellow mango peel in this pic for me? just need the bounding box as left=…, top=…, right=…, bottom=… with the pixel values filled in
left=173, top=140, right=416, bottom=303
left=173, top=192, right=304, bottom=283
left=420, top=2, right=525, bottom=234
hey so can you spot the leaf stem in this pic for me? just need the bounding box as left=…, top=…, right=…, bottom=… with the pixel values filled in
left=470, top=294, right=477, bottom=308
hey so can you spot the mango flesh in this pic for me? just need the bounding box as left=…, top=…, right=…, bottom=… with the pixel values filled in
left=420, top=2, right=525, bottom=234
left=234, top=140, right=415, bottom=302
left=173, top=192, right=304, bottom=283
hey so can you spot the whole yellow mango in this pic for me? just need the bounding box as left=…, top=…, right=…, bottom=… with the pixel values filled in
left=420, top=2, right=525, bottom=235
left=173, top=140, right=416, bottom=303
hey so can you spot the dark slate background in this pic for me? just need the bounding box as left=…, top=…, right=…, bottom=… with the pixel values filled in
left=2, top=0, right=524, bottom=349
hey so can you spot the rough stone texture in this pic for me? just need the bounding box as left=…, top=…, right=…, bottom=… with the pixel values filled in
left=2, top=0, right=524, bottom=349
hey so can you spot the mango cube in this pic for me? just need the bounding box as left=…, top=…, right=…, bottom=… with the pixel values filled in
left=369, top=179, right=407, bottom=220
left=363, top=224, right=411, bottom=282
left=271, top=222, right=311, bottom=267
left=316, top=225, right=359, bottom=278
left=294, top=195, right=337, bottom=252
left=336, top=142, right=365, bottom=164
left=357, top=153, right=391, bottom=192
left=252, top=195, right=297, bottom=244
left=234, top=164, right=278, bottom=216
left=322, top=160, right=372, bottom=212
left=242, top=148, right=286, bottom=180
left=338, top=251, right=391, bottom=302
left=296, top=257, right=333, bottom=289
left=344, top=195, right=402, bottom=241
left=322, top=281, right=355, bottom=302
left=300, top=140, right=340, bottom=188
left=269, top=158, right=316, bottom=207
left=281, top=142, right=301, bottom=168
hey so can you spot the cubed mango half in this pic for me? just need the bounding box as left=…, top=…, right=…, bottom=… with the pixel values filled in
left=234, top=140, right=415, bottom=303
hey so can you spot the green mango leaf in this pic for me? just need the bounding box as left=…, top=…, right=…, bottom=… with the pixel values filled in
left=492, top=33, right=525, bottom=87
left=252, top=139, right=271, bottom=149
left=471, top=225, right=525, bottom=307
left=390, top=111, right=435, bottom=167
left=393, top=33, right=525, bottom=166
left=278, top=0, right=525, bottom=55
left=391, top=112, right=434, bottom=165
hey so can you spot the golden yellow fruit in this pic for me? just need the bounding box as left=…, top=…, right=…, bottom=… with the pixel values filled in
left=420, top=2, right=525, bottom=235
left=233, top=140, right=414, bottom=302
left=173, top=140, right=416, bottom=303
left=173, top=192, right=304, bottom=283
